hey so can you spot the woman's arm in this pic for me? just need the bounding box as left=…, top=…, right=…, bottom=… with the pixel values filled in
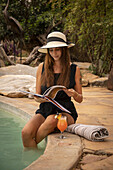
left=36, top=62, right=43, bottom=94
left=64, top=66, right=83, bottom=103
left=73, top=66, right=83, bottom=103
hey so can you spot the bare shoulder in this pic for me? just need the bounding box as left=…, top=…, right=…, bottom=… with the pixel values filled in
left=76, top=65, right=81, bottom=74
left=75, top=66, right=82, bottom=82
left=37, top=62, right=44, bottom=70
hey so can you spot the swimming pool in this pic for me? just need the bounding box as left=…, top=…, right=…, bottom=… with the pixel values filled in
left=0, top=108, right=46, bottom=170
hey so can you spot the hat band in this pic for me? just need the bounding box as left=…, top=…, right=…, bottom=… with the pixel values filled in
left=47, top=37, right=67, bottom=44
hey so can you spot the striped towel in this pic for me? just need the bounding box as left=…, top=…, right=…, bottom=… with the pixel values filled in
left=66, top=124, right=109, bottom=141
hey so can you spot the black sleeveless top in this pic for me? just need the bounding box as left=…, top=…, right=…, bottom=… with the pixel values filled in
left=41, top=63, right=77, bottom=99
left=36, top=63, right=78, bottom=121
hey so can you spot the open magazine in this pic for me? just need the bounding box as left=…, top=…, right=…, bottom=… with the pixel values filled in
left=19, top=85, right=71, bottom=114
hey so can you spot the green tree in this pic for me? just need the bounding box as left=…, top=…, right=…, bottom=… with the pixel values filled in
left=0, top=0, right=113, bottom=76
left=64, top=0, right=113, bottom=76
left=0, top=0, right=63, bottom=45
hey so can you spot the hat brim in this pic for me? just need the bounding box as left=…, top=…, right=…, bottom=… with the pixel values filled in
left=38, top=41, right=75, bottom=53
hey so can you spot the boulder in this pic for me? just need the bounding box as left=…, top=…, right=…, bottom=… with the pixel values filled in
left=73, top=62, right=91, bottom=70
left=81, top=70, right=99, bottom=87
left=0, top=64, right=38, bottom=77
left=81, top=70, right=108, bottom=87
left=0, top=75, right=36, bottom=98
left=90, top=77, right=108, bottom=87
left=107, top=67, right=113, bottom=91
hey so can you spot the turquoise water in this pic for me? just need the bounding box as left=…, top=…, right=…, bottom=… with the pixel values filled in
left=0, top=108, right=46, bottom=170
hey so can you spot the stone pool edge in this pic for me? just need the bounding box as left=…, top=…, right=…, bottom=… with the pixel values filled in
left=0, top=96, right=83, bottom=170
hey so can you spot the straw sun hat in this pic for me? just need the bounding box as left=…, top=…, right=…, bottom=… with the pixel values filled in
left=38, top=31, right=75, bottom=53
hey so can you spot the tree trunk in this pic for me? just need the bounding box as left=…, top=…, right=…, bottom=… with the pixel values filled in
left=0, top=45, right=15, bottom=66
left=23, top=46, right=42, bottom=65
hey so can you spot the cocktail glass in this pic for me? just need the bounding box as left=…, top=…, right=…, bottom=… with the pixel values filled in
left=57, top=116, right=67, bottom=139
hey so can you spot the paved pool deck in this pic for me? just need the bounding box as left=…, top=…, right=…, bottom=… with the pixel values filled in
left=0, top=87, right=113, bottom=170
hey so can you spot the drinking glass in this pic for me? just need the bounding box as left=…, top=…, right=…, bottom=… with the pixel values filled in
left=57, top=116, right=67, bottom=139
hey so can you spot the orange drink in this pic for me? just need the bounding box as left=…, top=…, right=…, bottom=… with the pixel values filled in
left=57, top=116, right=67, bottom=139
left=57, top=118, right=67, bottom=132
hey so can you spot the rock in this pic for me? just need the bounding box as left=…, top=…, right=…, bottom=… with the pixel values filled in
left=107, top=67, right=113, bottom=91
left=82, top=79, right=89, bottom=87
left=90, top=77, right=108, bottom=87
left=80, top=154, right=107, bottom=164
left=81, top=70, right=99, bottom=80
left=81, top=70, right=108, bottom=87
left=0, top=75, right=36, bottom=98
left=81, top=70, right=99, bottom=87
left=81, top=155, right=113, bottom=170
left=73, top=62, right=92, bottom=70
left=0, top=64, right=38, bottom=77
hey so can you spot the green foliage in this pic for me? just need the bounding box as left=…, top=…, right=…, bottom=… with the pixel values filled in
left=0, top=0, right=113, bottom=76
left=0, top=0, right=55, bottom=42
left=63, top=0, right=113, bottom=76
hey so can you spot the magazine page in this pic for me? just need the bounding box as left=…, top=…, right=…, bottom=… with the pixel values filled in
left=43, top=85, right=66, bottom=99
left=19, top=88, right=71, bottom=113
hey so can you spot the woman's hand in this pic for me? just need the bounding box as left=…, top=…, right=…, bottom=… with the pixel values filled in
left=63, top=88, right=83, bottom=103
left=63, top=65, right=83, bottom=103
left=63, top=88, right=78, bottom=98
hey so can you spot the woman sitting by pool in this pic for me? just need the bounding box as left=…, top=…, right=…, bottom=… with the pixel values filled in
left=21, top=31, right=83, bottom=148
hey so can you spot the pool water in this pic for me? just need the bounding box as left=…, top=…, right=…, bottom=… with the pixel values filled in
left=0, top=108, right=46, bottom=170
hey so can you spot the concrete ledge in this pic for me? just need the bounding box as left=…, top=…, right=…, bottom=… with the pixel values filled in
left=0, top=96, right=83, bottom=170
left=24, top=133, right=82, bottom=170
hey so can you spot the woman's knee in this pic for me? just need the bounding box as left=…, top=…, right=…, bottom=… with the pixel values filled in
left=45, top=115, right=58, bottom=130
left=21, top=127, right=32, bottom=141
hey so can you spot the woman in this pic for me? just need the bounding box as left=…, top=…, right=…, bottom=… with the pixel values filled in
left=22, top=31, right=83, bottom=148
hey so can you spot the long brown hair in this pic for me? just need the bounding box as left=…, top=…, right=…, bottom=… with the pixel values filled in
left=41, top=47, right=71, bottom=88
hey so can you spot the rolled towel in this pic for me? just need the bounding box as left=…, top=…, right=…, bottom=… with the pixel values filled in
left=66, top=124, right=109, bottom=141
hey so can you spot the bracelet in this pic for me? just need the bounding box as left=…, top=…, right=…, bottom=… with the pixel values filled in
left=76, top=93, right=79, bottom=98
left=73, top=92, right=79, bottom=99
left=75, top=93, right=83, bottom=99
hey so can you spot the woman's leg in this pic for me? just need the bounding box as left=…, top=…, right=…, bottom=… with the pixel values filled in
left=22, top=112, right=75, bottom=147
left=35, top=114, right=58, bottom=144
left=22, top=114, right=45, bottom=148
left=62, top=112, right=75, bottom=125
left=35, top=113, right=74, bottom=144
